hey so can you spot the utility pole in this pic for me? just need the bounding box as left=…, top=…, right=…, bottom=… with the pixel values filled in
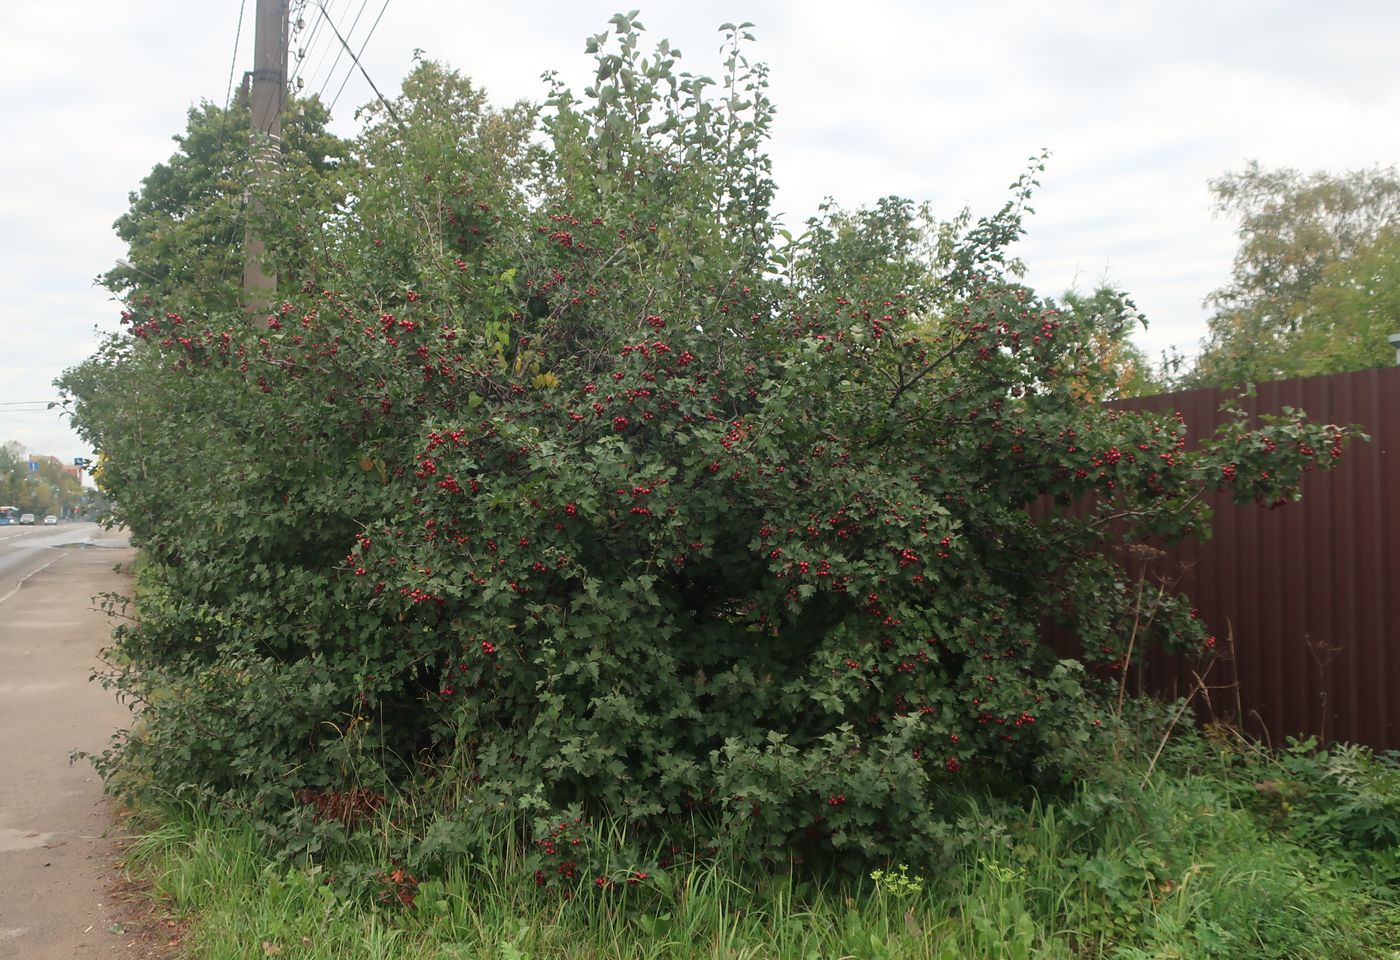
left=243, top=0, right=290, bottom=312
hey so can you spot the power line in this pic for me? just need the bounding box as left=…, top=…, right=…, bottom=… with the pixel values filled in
left=328, top=0, right=390, bottom=115
left=210, top=0, right=254, bottom=261
left=288, top=0, right=333, bottom=93
left=117, top=2, right=258, bottom=305
left=294, top=0, right=342, bottom=96
left=288, top=5, right=317, bottom=90
left=223, top=0, right=250, bottom=112
left=314, top=0, right=369, bottom=103
left=213, top=0, right=251, bottom=172
left=313, top=0, right=401, bottom=128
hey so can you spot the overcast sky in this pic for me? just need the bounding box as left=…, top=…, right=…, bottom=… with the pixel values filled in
left=2, top=0, right=1397, bottom=460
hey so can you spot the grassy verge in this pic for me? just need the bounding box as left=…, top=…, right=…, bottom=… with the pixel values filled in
left=121, top=729, right=1400, bottom=959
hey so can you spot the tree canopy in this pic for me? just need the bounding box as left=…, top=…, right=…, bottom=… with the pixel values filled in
left=0, top=445, right=87, bottom=517
left=101, top=96, right=349, bottom=314
left=1189, top=161, right=1400, bottom=386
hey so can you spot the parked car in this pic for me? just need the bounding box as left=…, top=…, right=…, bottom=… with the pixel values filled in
left=43, top=515, right=57, bottom=525
left=19, top=513, right=35, bottom=524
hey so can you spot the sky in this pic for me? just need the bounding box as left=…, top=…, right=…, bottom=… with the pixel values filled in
left=2, top=0, right=1398, bottom=461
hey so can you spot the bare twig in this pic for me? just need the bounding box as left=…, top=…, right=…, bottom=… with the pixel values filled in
left=1141, top=662, right=1214, bottom=787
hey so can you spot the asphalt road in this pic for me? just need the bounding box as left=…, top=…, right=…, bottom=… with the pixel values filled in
left=0, top=525, right=164, bottom=957
left=0, top=523, right=106, bottom=596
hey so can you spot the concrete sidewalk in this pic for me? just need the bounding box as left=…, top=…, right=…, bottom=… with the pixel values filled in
left=0, top=538, right=167, bottom=958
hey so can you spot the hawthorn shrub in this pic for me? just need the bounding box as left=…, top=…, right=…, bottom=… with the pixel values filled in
left=63, top=17, right=1357, bottom=877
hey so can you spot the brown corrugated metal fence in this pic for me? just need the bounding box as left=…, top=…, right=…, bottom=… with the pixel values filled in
left=1105, top=367, right=1400, bottom=749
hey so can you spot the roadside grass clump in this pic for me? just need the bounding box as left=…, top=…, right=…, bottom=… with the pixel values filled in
left=121, top=722, right=1400, bottom=960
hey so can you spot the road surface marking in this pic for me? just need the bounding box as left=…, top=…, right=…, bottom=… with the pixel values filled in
left=0, top=555, right=62, bottom=606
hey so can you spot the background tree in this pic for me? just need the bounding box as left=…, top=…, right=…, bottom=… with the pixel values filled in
left=1291, top=226, right=1400, bottom=374
left=1056, top=288, right=1162, bottom=400
left=1189, top=161, right=1400, bottom=386
left=101, top=97, right=348, bottom=315
left=275, top=58, right=536, bottom=301
left=0, top=446, right=85, bottom=516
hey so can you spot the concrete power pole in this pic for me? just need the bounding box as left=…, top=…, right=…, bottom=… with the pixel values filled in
left=243, top=0, right=290, bottom=311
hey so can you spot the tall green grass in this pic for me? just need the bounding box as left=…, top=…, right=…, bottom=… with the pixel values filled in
left=122, top=733, right=1400, bottom=959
